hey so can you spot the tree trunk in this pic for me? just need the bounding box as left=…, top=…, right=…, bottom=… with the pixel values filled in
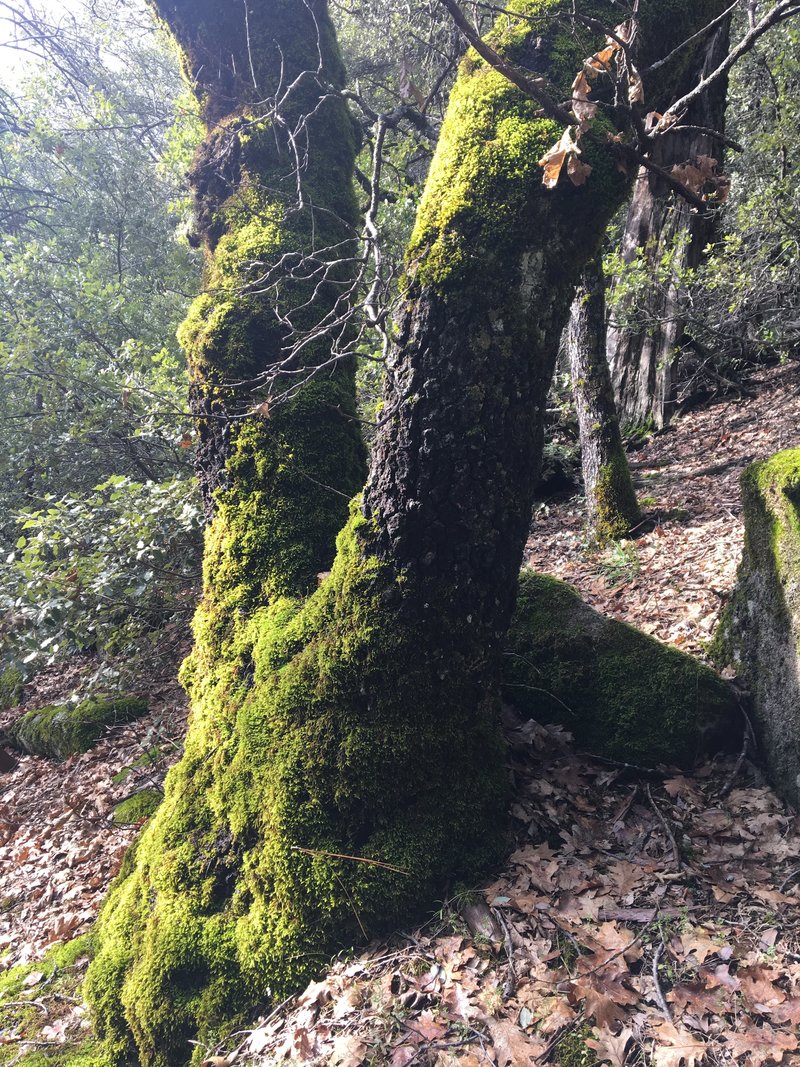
left=568, top=257, right=640, bottom=540
left=86, top=4, right=730, bottom=1064
left=607, top=18, right=732, bottom=429
left=151, top=0, right=368, bottom=606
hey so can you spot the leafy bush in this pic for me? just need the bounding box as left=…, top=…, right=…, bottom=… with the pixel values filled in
left=0, top=476, right=202, bottom=671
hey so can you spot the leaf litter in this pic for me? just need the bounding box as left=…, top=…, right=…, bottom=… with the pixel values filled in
left=3, top=367, right=800, bottom=1064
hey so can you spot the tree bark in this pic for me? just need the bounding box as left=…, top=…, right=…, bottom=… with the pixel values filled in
left=151, top=0, right=367, bottom=605
left=86, top=4, right=730, bottom=1064
left=568, top=257, right=640, bottom=540
left=607, top=17, right=732, bottom=429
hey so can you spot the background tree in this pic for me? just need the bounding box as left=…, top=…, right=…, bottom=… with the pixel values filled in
left=84, top=2, right=732, bottom=1064
left=606, top=14, right=732, bottom=429
left=567, top=256, right=640, bottom=541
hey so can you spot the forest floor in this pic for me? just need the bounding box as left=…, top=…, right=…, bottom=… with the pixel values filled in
left=2, top=362, right=800, bottom=1067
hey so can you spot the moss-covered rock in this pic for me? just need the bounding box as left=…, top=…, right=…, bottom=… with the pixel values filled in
left=504, top=571, right=737, bottom=766
left=712, top=449, right=800, bottom=806
left=6, top=696, right=148, bottom=760
left=112, top=790, right=163, bottom=826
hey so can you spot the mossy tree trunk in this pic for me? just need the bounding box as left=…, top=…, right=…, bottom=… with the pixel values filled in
left=86, top=3, right=730, bottom=1065
left=154, top=0, right=367, bottom=604
left=607, top=17, right=731, bottom=429
left=568, top=256, right=640, bottom=540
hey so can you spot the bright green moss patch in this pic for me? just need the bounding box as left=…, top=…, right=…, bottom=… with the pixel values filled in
left=504, top=571, right=737, bottom=766
left=0, top=666, right=23, bottom=710
left=112, top=790, right=163, bottom=826
left=0, top=935, right=106, bottom=1067
left=6, top=696, right=148, bottom=760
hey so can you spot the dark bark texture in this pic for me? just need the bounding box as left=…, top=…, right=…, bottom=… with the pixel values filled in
left=607, top=18, right=732, bottom=429
left=568, top=257, right=640, bottom=540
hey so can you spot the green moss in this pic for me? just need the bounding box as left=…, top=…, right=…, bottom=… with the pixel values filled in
left=554, top=1024, right=595, bottom=1067
left=504, top=571, right=737, bottom=766
left=593, top=447, right=642, bottom=542
left=711, top=449, right=800, bottom=805
left=86, top=508, right=509, bottom=1066
left=405, top=0, right=631, bottom=297
left=112, top=790, right=163, bottom=826
left=714, top=449, right=800, bottom=669
left=0, top=666, right=23, bottom=710
left=0, top=935, right=104, bottom=1067
left=6, top=696, right=148, bottom=760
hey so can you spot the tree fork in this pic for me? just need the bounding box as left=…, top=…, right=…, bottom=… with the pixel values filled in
left=86, top=3, right=730, bottom=1064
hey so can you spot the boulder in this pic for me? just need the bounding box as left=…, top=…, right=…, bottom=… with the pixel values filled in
left=505, top=570, right=738, bottom=767
left=5, top=695, right=148, bottom=760
left=712, top=449, right=800, bottom=806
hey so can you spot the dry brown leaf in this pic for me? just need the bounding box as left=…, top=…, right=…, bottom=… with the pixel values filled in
left=738, top=964, right=786, bottom=1012
left=587, top=1025, right=634, bottom=1067
left=485, top=1018, right=546, bottom=1065
left=571, top=70, right=597, bottom=127
left=567, top=153, right=592, bottom=186
left=538, top=127, right=583, bottom=189
left=650, top=1021, right=706, bottom=1067
left=329, top=1034, right=368, bottom=1067
left=572, top=974, right=639, bottom=1029
left=724, top=1023, right=798, bottom=1065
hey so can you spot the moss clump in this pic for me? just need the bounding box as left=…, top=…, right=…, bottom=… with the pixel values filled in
left=0, top=935, right=106, bottom=1067
left=554, top=1024, right=595, bottom=1067
left=112, top=790, right=163, bottom=826
left=85, top=508, right=509, bottom=1067
left=504, top=571, right=737, bottom=766
left=6, top=696, right=148, bottom=760
left=593, top=448, right=642, bottom=542
left=712, top=449, right=800, bottom=805
left=0, top=666, right=23, bottom=710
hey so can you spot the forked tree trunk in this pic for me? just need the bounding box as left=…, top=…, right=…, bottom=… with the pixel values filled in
left=568, top=257, right=640, bottom=540
left=607, top=18, right=731, bottom=429
left=86, top=3, right=729, bottom=1064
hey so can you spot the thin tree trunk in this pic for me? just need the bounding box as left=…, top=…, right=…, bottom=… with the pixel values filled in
left=568, top=257, right=640, bottom=540
left=87, top=4, right=730, bottom=1064
left=607, top=17, right=732, bottom=429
